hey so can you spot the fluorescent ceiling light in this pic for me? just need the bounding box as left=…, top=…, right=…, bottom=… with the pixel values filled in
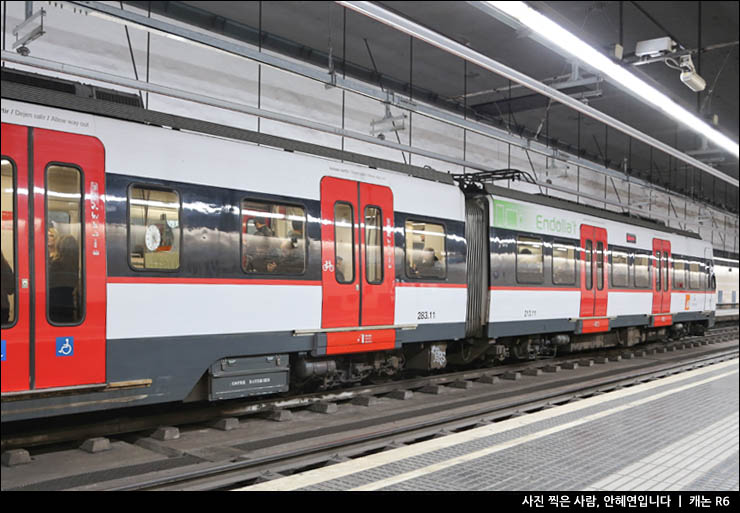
left=486, top=1, right=739, bottom=158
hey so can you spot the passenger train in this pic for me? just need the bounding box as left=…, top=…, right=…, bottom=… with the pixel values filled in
left=0, top=69, right=723, bottom=422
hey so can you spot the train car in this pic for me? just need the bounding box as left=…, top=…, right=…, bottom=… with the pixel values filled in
left=480, top=187, right=716, bottom=358
left=0, top=69, right=719, bottom=423
left=1, top=69, right=470, bottom=422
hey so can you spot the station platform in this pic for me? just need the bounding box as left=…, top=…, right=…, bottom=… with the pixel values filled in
left=716, top=309, right=739, bottom=321
left=242, top=359, right=739, bottom=492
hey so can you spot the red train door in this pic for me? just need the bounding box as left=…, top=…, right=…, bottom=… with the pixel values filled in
left=579, top=225, right=608, bottom=331
left=652, top=238, right=671, bottom=315
left=580, top=225, right=608, bottom=316
left=320, top=176, right=395, bottom=354
left=1, top=124, right=106, bottom=392
left=1, top=124, right=31, bottom=392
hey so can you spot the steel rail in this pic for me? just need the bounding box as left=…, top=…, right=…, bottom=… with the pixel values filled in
left=124, top=346, right=738, bottom=491
left=2, top=327, right=736, bottom=452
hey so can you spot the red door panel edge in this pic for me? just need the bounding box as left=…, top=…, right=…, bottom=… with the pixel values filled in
left=1, top=124, right=31, bottom=392
left=321, top=176, right=360, bottom=329
left=33, top=128, right=106, bottom=389
left=359, top=182, right=395, bottom=327
left=594, top=227, right=608, bottom=317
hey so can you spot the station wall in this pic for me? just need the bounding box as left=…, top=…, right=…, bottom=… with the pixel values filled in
left=1, top=1, right=737, bottom=253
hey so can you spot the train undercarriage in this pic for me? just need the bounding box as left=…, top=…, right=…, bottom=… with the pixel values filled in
left=284, top=320, right=710, bottom=394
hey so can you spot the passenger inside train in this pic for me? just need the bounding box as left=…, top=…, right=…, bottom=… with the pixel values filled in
left=242, top=202, right=306, bottom=275
left=46, top=165, right=84, bottom=324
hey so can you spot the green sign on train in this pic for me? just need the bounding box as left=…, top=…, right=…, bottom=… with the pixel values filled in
left=493, top=199, right=578, bottom=235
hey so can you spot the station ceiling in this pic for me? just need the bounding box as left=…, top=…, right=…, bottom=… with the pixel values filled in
left=127, top=1, right=739, bottom=213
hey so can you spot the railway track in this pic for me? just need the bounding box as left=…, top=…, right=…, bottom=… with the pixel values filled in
left=2, top=327, right=737, bottom=491
left=2, top=326, right=737, bottom=453
left=121, top=344, right=740, bottom=491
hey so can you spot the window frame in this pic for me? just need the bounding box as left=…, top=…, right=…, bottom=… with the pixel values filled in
left=551, top=239, right=577, bottom=286
left=633, top=252, right=651, bottom=289
left=611, top=249, right=630, bottom=289
left=1, top=156, right=18, bottom=329
left=596, top=241, right=604, bottom=291
left=403, top=218, right=448, bottom=280
left=127, top=182, right=183, bottom=273
left=663, top=253, right=670, bottom=292
left=585, top=240, right=593, bottom=290
left=333, top=201, right=355, bottom=284
left=673, top=258, right=687, bottom=290
left=689, top=261, right=702, bottom=290
left=45, top=162, right=86, bottom=327
left=239, top=196, right=308, bottom=277
left=516, top=234, right=545, bottom=285
left=364, top=204, right=384, bottom=285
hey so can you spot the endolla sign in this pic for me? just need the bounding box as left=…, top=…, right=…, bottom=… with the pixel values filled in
left=535, top=214, right=577, bottom=235
left=493, top=199, right=578, bottom=236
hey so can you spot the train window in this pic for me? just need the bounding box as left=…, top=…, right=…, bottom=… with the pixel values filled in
left=405, top=221, right=446, bottom=279
left=47, top=165, right=84, bottom=325
left=663, top=254, right=669, bottom=292
left=129, top=186, right=181, bottom=271
left=634, top=254, right=650, bottom=288
left=334, top=203, right=354, bottom=283
left=365, top=206, right=383, bottom=284
left=1, top=159, right=16, bottom=327
left=585, top=240, right=592, bottom=290
left=516, top=236, right=544, bottom=284
left=596, top=242, right=604, bottom=290
left=689, top=262, right=701, bottom=290
left=552, top=243, right=576, bottom=285
left=673, top=259, right=686, bottom=289
left=241, top=200, right=306, bottom=275
left=655, top=251, right=661, bottom=292
left=612, top=251, right=629, bottom=288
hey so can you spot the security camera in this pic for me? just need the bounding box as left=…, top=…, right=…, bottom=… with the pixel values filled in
left=680, top=69, right=706, bottom=92
left=678, top=55, right=706, bottom=92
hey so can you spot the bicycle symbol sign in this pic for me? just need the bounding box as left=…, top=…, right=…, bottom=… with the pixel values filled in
left=56, top=337, right=74, bottom=357
left=322, top=260, right=335, bottom=273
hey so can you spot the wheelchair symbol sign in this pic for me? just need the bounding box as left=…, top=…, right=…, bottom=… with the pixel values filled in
left=56, top=337, right=74, bottom=357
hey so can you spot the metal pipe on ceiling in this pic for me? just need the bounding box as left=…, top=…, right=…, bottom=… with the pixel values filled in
left=54, top=1, right=737, bottom=219
left=9, top=1, right=736, bottom=227
left=337, top=1, right=738, bottom=189
left=0, top=50, right=491, bottom=175
left=0, top=51, right=707, bottom=233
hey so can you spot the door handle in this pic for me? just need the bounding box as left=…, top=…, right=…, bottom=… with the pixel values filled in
left=355, top=284, right=360, bottom=291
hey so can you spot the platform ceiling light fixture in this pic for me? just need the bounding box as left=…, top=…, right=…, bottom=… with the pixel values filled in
left=338, top=1, right=738, bottom=188
left=484, top=1, right=738, bottom=158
